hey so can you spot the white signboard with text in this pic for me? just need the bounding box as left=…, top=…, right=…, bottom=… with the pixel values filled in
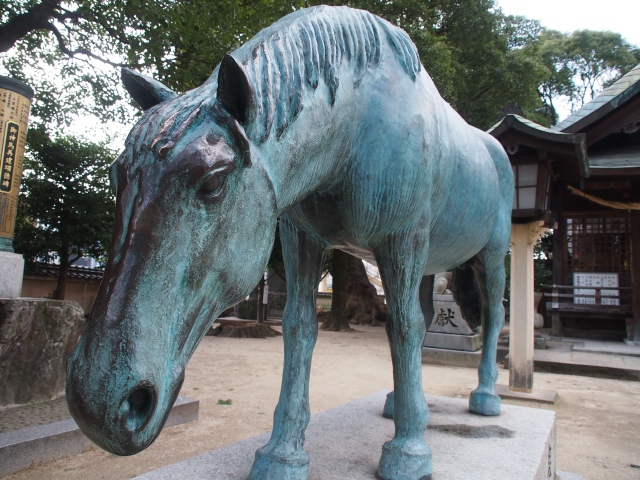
left=573, top=272, right=619, bottom=305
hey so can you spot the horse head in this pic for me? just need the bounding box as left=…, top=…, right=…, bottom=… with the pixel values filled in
left=66, top=57, right=277, bottom=455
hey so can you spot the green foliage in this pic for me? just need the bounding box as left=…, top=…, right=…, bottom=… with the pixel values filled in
left=533, top=232, right=554, bottom=289
left=308, top=0, right=547, bottom=129
left=0, top=1, right=157, bottom=126
left=0, top=1, right=306, bottom=127
left=14, top=127, right=116, bottom=272
left=148, top=1, right=308, bottom=91
left=3, top=0, right=639, bottom=132
left=528, top=29, right=640, bottom=124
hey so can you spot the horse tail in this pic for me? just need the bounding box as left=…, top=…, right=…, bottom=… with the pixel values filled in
left=451, top=263, right=482, bottom=332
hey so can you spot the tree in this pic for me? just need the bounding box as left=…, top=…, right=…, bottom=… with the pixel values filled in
left=320, top=250, right=387, bottom=332
left=321, top=249, right=353, bottom=332
left=527, top=29, right=640, bottom=125
left=311, top=0, right=548, bottom=129
left=0, top=0, right=305, bottom=127
left=14, top=127, right=116, bottom=299
left=1, top=1, right=156, bottom=126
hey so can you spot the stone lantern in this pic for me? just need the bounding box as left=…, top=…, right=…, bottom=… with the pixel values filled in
left=489, top=112, right=587, bottom=396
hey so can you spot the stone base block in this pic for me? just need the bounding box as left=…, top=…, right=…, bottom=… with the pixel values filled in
left=139, top=391, right=559, bottom=480
left=424, top=331, right=482, bottom=351
left=0, top=252, right=24, bottom=298
left=557, top=470, right=584, bottom=480
left=0, top=299, right=85, bottom=405
left=0, top=396, right=199, bottom=477
left=534, top=336, right=547, bottom=349
left=495, top=384, right=558, bottom=404
left=422, top=347, right=482, bottom=368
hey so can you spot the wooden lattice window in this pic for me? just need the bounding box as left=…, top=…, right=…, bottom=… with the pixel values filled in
left=565, top=216, right=632, bottom=276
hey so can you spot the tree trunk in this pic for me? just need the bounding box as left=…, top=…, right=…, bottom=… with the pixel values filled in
left=0, top=1, right=61, bottom=53
left=321, top=249, right=352, bottom=331
left=54, top=244, right=70, bottom=300
left=345, top=257, right=387, bottom=327
left=321, top=250, right=388, bottom=332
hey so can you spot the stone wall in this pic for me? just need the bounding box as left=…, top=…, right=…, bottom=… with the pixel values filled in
left=0, top=299, right=85, bottom=405
left=21, top=275, right=102, bottom=313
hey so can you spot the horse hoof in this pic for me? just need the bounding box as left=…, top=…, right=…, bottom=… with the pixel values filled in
left=248, top=445, right=309, bottom=480
left=469, top=390, right=501, bottom=416
left=376, top=439, right=432, bottom=480
left=382, top=391, right=394, bottom=419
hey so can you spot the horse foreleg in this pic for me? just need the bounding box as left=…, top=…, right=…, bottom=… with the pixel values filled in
left=375, top=234, right=432, bottom=480
left=468, top=221, right=509, bottom=416
left=248, top=216, right=325, bottom=480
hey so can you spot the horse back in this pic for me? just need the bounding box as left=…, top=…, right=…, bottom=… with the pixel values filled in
left=288, top=73, right=510, bottom=273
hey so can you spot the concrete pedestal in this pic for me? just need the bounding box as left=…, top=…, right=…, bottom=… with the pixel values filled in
left=139, top=391, right=559, bottom=480
left=424, top=331, right=482, bottom=351
left=0, top=251, right=23, bottom=298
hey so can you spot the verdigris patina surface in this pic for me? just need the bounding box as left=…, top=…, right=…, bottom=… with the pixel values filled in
left=66, top=6, right=513, bottom=479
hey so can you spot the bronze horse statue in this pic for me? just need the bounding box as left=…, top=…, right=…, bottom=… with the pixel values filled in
left=67, top=6, right=513, bottom=479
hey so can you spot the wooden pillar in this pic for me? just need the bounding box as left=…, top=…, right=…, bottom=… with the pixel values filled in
left=631, top=212, right=640, bottom=344
left=509, top=221, right=547, bottom=392
left=551, top=216, right=565, bottom=336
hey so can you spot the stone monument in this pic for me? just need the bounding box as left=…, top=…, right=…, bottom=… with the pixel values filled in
left=0, top=76, right=33, bottom=299
left=424, top=272, right=483, bottom=352
left=66, top=7, right=513, bottom=480
left=0, top=299, right=85, bottom=405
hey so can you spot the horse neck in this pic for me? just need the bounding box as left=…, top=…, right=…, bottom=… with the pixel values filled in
left=254, top=98, right=353, bottom=216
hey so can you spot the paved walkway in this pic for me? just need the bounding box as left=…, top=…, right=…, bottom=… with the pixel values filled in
left=532, top=333, right=640, bottom=380
left=0, top=397, right=69, bottom=434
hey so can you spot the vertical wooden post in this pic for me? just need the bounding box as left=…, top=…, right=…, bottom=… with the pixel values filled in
left=551, top=216, right=565, bottom=336
left=509, top=221, right=547, bottom=392
left=631, top=212, right=640, bottom=344
left=257, top=274, right=266, bottom=323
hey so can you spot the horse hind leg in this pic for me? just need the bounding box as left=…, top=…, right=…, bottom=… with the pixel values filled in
left=374, top=234, right=432, bottom=480
left=248, top=215, right=325, bottom=480
left=382, top=274, right=434, bottom=420
left=467, top=221, right=510, bottom=416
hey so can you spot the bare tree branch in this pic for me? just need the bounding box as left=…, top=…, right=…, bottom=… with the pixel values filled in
left=46, top=21, right=143, bottom=69
left=0, top=0, right=63, bottom=52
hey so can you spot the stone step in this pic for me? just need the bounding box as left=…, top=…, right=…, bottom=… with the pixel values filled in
left=0, top=396, right=199, bottom=477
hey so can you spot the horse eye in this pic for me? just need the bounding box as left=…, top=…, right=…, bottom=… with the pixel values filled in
left=197, top=172, right=228, bottom=201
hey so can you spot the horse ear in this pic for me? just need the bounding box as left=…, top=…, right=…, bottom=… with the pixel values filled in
left=121, top=68, right=178, bottom=111
left=217, top=54, right=253, bottom=124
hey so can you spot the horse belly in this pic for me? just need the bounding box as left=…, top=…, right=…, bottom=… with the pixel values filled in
left=424, top=174, right=501, bottom=274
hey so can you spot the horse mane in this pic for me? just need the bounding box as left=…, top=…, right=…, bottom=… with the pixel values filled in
left=119, top=7, right=421, bottom=170
left=229, top=6, right=422, bottom=143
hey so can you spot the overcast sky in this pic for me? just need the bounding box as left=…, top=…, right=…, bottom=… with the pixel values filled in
left=496, top=0, right=640, bottom=47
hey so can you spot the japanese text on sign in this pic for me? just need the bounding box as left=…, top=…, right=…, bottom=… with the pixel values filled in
left=0, top=121, right=19, bottom=192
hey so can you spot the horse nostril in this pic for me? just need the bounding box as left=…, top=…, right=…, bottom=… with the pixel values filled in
left=125, top=385, right=155, bottom=432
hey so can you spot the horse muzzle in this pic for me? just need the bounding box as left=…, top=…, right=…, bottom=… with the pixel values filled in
left=66, top=341, right=185, bottom=456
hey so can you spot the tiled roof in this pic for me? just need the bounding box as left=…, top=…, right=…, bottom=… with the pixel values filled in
left=489, top=114, right=578, bottom=138
left=488, top=114, right=589, bottom=180
left=588, top=148, right=640, bottom=175
left=24, top=263, right=104, bottom=280
left=553, top=63, right=640, bottom=133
